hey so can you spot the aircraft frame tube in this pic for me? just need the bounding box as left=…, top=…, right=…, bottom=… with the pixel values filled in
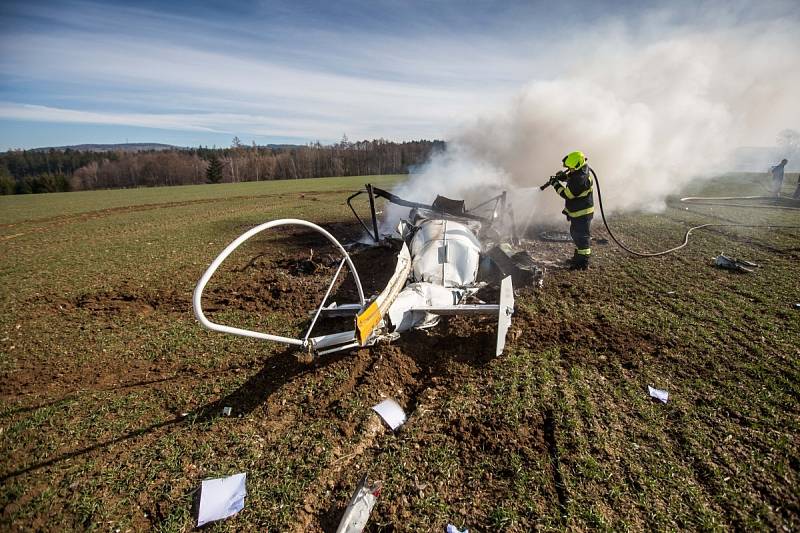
left=193, top=219, right=365, bottom=346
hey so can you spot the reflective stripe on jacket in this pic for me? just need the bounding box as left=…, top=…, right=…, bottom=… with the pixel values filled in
left=555, top=166, right=594, bottom=219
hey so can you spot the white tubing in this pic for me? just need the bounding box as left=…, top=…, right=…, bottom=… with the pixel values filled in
left=192, top=219, right=365, bottom=346
left=303, top=258, right=347, bottom=343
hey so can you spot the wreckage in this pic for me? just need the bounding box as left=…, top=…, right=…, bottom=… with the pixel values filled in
left=193, top=184, right=541, bottom=357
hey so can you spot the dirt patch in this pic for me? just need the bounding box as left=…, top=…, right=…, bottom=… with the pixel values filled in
left=511, top=224, right=614, bottom=269
left=511, top=298, right=661, bottom=367
left=75, top=289, right=187, bottom=315
left=0, top=355, right=187, bottom=403
left=451, top=410, right=546, bottom=456
left=206, top=268, right=333, bottom=317
left=201, top=240, right=401, bottom=328
left=39, top=286, right=189, bottom=316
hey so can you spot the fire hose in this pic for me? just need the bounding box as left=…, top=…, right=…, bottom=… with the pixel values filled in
left=540, top=169, right=800, bottom=257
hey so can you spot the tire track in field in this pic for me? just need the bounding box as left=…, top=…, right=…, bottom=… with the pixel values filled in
left=0, top=189, right=346, bottom=234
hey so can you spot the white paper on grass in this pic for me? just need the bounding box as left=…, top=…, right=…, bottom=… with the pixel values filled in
left=197, top=473, right=247, bottom=526
left=371, top=398, right=406, bottom=430
left=648, top=385, right=669, bottom=403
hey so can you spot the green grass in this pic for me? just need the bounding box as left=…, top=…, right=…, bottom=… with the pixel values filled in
left=0, top=172, right=798, bottom=531
left=0, top=174, right=405, bottom=224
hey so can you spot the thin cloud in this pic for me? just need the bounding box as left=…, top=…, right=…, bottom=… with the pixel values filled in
left=1, top=0, right=798, bottom=148
left=0, top=0, right=556, bottom=146
left=0, top=103, right=387, bottom=140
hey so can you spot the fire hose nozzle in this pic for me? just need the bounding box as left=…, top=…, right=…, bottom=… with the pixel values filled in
left=541, top=171, right=565, bottom=190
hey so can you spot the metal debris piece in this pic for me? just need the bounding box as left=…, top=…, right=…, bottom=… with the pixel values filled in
left=336, top=475, right=382, bottom=533
left=648, top=385, right=669, bottom=404
left=222, top=406, right=232, bottom=417
left=432, top=195, right=466, bottom=216
left=713, top=254, right=758, bottom=273
left=447, top=525, right=469, bottom=533
left=539, top=230, right=572, bottom=242
left=487, top=244, right=545, bottom=287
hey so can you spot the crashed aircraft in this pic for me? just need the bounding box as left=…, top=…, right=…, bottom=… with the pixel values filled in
left=193, top=184, right=541, bottom=357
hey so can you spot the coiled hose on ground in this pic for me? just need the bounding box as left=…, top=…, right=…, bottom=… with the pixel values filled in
left=588, top=167, right=800, bottom=257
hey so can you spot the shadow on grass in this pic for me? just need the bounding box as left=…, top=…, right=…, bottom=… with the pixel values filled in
left=0, top=375, right=184, bottom=418
left=194, top=346, right=352, bottom=420
left=0, top=415, right=185, bottom=483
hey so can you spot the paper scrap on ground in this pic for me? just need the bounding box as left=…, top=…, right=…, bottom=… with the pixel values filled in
left=372, top=398, right=406, bottom=430
left=648, top=385, right=669, bottom=403
left=447, top=525, right=469, bottom=533
left=197, top=473, right=247, bottom=527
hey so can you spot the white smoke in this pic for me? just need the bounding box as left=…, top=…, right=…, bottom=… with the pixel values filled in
left=386, top=6, right=800, bottom=231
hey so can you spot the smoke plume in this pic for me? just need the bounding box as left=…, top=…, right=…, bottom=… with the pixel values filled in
left=385, top=5, right=800, bottom=231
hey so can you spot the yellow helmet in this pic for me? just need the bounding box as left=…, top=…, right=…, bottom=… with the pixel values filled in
left=562, top=151, right=587, bottom=170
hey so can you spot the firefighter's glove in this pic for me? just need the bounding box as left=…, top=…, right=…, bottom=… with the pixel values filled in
left=548, top=175, right=561, bottom=187
left=555, top=170, right=567, bottom=180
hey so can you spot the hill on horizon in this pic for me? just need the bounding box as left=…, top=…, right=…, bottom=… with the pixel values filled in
left=21, top=142, right=309, bottom=153
left=28, top=143, right=181, bottom=153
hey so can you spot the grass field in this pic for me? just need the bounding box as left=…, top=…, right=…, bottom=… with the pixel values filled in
left=1, top=173, right=799, bottom=531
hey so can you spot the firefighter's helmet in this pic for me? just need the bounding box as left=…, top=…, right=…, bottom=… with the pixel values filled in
left=562, top=151, right=587, bottom=170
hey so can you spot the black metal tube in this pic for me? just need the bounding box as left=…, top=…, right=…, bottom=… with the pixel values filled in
left=366, top=183, right=380, bottom=242
left=346, top=190, right=376, bottom=239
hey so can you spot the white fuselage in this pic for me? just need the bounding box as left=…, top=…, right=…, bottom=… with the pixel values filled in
left=388, top=214, right=483, bottom=332
left=408, top=217, right=482, bottom=287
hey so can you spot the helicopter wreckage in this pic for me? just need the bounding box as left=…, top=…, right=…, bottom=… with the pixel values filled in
left=192, top=184, right=543, bottom=357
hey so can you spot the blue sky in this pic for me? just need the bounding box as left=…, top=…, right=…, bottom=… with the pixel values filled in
left=0, top=0, right=797, bottom=150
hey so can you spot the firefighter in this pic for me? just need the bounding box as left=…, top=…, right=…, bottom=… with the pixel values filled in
left=770, top=158, right=788, bottom=196
left=548, top=151, right=594, bottom=270
left=794, top=171, right=800, bottom=200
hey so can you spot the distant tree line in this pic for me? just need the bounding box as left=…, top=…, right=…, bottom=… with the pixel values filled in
left=0, top=137, right=445, bottom=194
